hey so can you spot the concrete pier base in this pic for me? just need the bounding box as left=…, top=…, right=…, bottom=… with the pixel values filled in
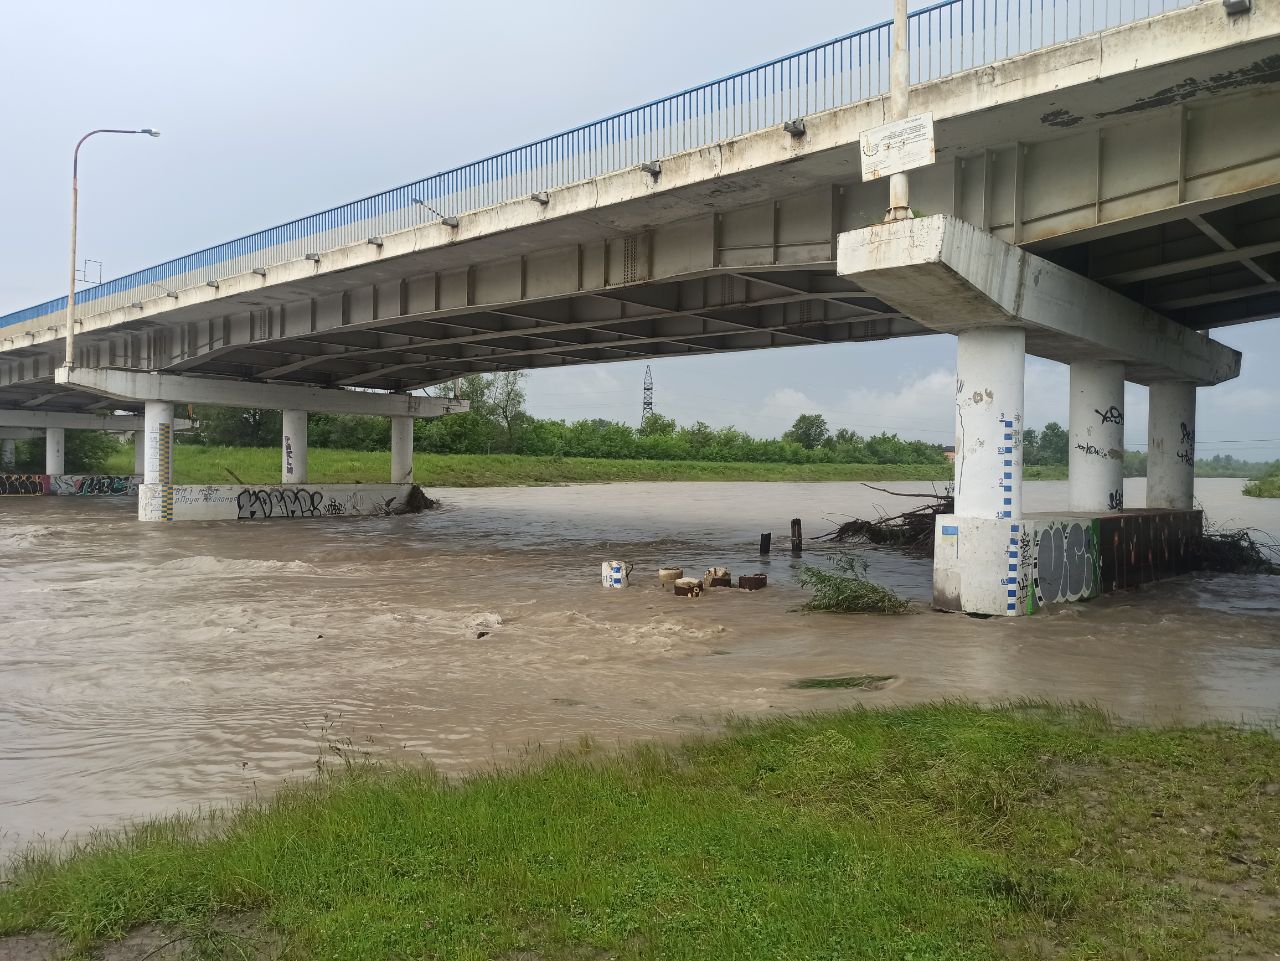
left=45, top=427, right=64, bottom=475
left=934, top=509, right=1202, bottom=616
left=138, top=483, right=415, bottom=521
left=1148, top=382, right=1196, bottom=510
left=1069, top=360, right=1125, bottom=512
left=282, top=409, right=308, bottom=484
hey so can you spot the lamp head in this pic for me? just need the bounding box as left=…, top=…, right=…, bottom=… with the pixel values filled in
left=139, top=128, right=161, bottom=137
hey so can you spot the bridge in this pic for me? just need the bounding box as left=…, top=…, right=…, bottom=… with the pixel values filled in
left=2, top=0, right=1277, bottom=610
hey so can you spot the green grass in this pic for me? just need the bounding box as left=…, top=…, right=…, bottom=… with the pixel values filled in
left=102, top=445, right=959, bottom=486
left=3, top=703, right=1278, bottom=960
left=1243, top=471, right=1280, bottom=498
left=789, top=674, right=896, bottom=690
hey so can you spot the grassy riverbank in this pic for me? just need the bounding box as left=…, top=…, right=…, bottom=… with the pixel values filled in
left=104, top=445, right=1069, bottom=486
left=3, top=703, right=1277, bottom=961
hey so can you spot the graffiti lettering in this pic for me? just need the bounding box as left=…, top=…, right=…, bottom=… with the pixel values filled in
left=1095, top=405, right=1123, bottom=425
left=1075, top=442, right=1106, bottom=459
left=0, top=473, right=49, bottom=495
left=49, top=475, right=138, bottom=496
left=1107, top=489, right=1123, bottom=511
left=235, top=488, right=327, bottom=519
left=1176, top=421, right=1196, bottom=466
left=1034, top=520, right=1099, bottom=607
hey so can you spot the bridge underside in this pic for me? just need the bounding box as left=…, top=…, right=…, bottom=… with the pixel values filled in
left=1, top=0, right=1277, bottom=415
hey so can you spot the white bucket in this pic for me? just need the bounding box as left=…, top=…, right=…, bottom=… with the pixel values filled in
left=601, top=560, right=632, bottom=588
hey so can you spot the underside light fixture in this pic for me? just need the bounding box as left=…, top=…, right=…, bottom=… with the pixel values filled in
left=440, top=216, right=460, bottom=228
left=206, top=280, right=220, bottom=289
left=783, top=118, right=807, bottom=137
left=530, top=191, right=550, bottom=205
left=305, top=252, right=321, bottom=262
left=367, top=236, right=384, bottom=247
left=640, top=161, right=662, bottom=177
left=253, top=267, right=268, bottom=276
left=166, top=291, right=179, bottom=299
left=130, top=301, right=144, bottom=309
left=1223, top=0, right=1251, bottom=13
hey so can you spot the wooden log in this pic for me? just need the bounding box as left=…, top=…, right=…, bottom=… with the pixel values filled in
left=791, top=518, right=803, bottom=555
left=738, top=574, right=767, bottom=591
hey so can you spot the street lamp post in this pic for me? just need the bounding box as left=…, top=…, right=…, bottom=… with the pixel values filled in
left=64, top=127, right=160, bottom=368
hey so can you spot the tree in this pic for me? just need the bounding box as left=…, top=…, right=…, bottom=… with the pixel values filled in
left=13, top=431, right=118, bottom=473
left=638, top=412, right=677, bottom=437
left=783, top=413, right=829, bottom=450
left=1038, top=422, right=1069, bottom=466
left=191, top=405, right=281, bottom=447
left=489, top=371, right=527, bottom=450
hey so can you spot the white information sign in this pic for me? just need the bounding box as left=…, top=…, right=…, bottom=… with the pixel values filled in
left=859, top=112, right=935, bottom=181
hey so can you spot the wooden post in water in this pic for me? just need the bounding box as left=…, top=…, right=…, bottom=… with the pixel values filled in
left=759, top=532, right=771, bottom=554
left=790, top=518, right=803, bottom=555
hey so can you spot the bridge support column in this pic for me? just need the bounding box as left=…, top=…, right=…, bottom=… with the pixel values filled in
left=1147, top=381, right=1196, bottom=509
left=143, top=401, right=174, bottom=486
left=954, top=327, right=1025, bottom=519
left=282, top=409, right=308, bottom=484
left=45, top=428, right=65, bottom=475
left=1, top=438, right=14, bottom=470
left=390, top=416, right=413, bottom=484
left=1068, top=360, right=1125, bottom=512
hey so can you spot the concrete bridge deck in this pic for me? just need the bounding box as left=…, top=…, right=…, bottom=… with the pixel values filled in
left=1, top=0, right=1277, bottom=416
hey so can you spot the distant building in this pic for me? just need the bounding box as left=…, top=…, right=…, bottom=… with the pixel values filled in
left=943, top=446, right=957, bottom=463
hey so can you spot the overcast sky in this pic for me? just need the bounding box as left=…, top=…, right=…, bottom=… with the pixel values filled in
left=2, top=0, right=1277, bottom=459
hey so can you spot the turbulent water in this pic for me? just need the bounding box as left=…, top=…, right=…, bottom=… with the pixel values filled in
left=0, top=477, right=1277, bottom=855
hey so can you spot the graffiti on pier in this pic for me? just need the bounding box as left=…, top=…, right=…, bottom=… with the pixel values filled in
left=50, top=475, right=139, bottom=496
left=1099, top=511, right=1202, bottom=592
left=1094, top=405, right=1123, bottom=425
left=236, top=488, right=326, bottom=519
left=1030, top=519, right=1100, bottom=611
left=1177, top=421, right=1196, bottom=466
left=1107, top=489, right=1124, bottom=511
left=0, top=473, right=49, bottom=495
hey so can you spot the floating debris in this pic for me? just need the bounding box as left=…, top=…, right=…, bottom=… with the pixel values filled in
left=790, top=674, right=896, bottom=690
left=799, top=556, right=912, bottom=615
left=1200, top=527, right=1280, bottom=574
left=658, top=567, right=684, bottom=589
left=817, top=484, right=953, bottom=557
left=704, top=567, right=732, bottom=588
left=738, top=574, right=767, bottom=591
left=673, top=577, right=704, bottom=598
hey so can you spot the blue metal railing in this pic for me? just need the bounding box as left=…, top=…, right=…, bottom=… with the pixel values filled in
left=0, top=0, right=1197, bottom=331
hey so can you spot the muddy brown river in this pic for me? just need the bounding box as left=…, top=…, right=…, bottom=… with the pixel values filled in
left=1, top=477, right=1277, bottom=856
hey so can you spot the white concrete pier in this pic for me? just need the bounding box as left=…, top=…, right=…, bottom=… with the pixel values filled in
left=954, top=327, right=1025, bottom=520
left=1148, top=381, right=1197, bottom=510
left=45, top=427, right=64, bottom=475
left=390, top=416, right=413, bottom=484
left=143, top=401, right=174, bottom=486
left=1068, top=360, right=1125, bottom=512
left=282, top=409, right=308, bottom=484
